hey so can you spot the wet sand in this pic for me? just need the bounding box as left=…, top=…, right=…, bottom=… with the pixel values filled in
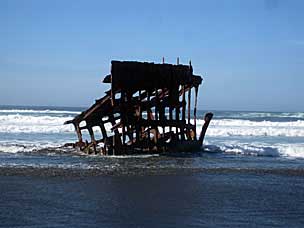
left=1, top=166, right=304, bottom=177
left=1, top=168, right=304, bottom=227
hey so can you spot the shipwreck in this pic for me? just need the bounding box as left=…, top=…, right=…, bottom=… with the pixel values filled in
left=65, top=60, right=213, bottom=155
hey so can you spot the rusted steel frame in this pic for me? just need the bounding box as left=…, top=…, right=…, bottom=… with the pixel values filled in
left=138, top=88, right=169, bottom=105
left=181, top=85, right=186, bottom=140
left=79, top=116, right=119, bottom=130
left=178, top=84, right=191, bottom=141
left=139, top=90, right=146, bottom=152
left=179, top=84, right=191, bottom=96
left=147, top=90, right=151, bottom=150
left=136, top=88, right=169, bottom=107
left=175, top=86, right=180, bottom=130
left=137, top=119, right=186, bottom=127
left=157, top=88, right=166, bottom=122
left=111, top=73, right=114, bottom=106
left=109, top=114, right=121, bottom=155
left=175, top=104, right=180, bottom=140
left=158, top=88, right=169, bottom=99
left=160, top=88, right=166, bottom=141
left=64, top=91, right=111, bottom=125
left=169, top=106, right=173, bottom=132
left=187, top=86, right=192, bottom=139
left=187, top=86, right=191, bottom=125
left=181, top=85, right=186, bottom=121
left=194, top=86, right=199, bottom=137
left=121, top=91, right=127, bottom=149
left=126, top=125, right=134, bottom=144
left=135, top=123, right=140, bottom=145
left=98, top=124, right=108, bottom=155
left=137, top=95, right=182, bottom=111
left=154, top=88, right=160, bottom=149
left=73, top=123, right=83, bottom=142
left=147, top=103, right=159, bottom=147
left=155, top=88, right=159, bottom=121
left=139, top=90, right=143, bottom=119
left=87, top=127, right=97, bottom=153
left=199, top=113, right=213, bottom=146
left=162, top=125, right=165, bottom=146
left=110, top=120, right=124, bottom=131
left=83, top=94, right=111, bottom=120
left=72, top=90, right=120, bottom=126
left=87, top=126, right=95, bottom=142
left=135, top=90, right=142, bottom=144
left=126, top=91, right=134, bottom=145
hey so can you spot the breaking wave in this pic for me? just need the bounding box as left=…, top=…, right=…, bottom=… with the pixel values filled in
left=0, top=141, right=64, bottom=153
left=204, top=142, right=304, bottom=159
left=0, top=109, right=81, bottom=115
left=1, top=113, right=304, bottom=138
left=0, top=108, right=304, bottom=159
left=198, top=119, right=304, bottom=137
left=0, top=114, right=74, bottom=133
left=1, top=140, right=304, bottom=159
left=211, top=111, right=304, bottom=120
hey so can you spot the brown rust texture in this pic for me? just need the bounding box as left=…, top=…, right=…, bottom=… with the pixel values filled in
left=65, top=60, right=210, bottom=155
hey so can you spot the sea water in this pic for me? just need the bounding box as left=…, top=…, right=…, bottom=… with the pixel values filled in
left=0, top=105, right=304, bottom=172
left=1, top=106, right=304, bottom=158
left=1, top=106, right=304, bottom=227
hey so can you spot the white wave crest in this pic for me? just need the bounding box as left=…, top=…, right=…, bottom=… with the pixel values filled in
left=2, top=113, right=304, bottom=137
left=198, top=119, right=304, bottom=137
left=0, top=141, right=64, bottom=153
left=278, top=144, right=304, bottom=158
left=107, top=154, right=160, bottom=159
left=204, top=142, right=304, bottom=158
left=0, top=114, right=74, bottom=133
left=222, top=112, right=304, bottom=119
left=204, top=143, right=280, bottom=157
left=0, top=109, right=81, bottom=114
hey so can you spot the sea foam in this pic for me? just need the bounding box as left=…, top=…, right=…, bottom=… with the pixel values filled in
left=204, top=142, right=304, bottom=159
left=0, top=114, right=74, bottom=133
left=198, top=119, right=304, bottom=137
left=1, top=113, right=304, bottom=137
left=1, top=109, right=304, bottom=159
left=0, top=109, right=81, bottom=114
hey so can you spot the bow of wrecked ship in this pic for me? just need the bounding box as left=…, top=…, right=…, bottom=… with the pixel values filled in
left=65, top=60, right=213, bottom=155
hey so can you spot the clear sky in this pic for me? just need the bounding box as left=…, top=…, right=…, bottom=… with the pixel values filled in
left=1, top=0, right=303, bottom=111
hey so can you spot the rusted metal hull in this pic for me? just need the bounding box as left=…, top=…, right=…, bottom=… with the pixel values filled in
left=65, top=60, right=213, bottom=155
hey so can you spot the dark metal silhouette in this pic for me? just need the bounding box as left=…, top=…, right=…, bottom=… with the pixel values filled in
left=65, top=60, right=213, bottom=155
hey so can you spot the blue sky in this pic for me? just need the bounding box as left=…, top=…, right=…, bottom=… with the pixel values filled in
left=1, top=0, right=303, bottom=111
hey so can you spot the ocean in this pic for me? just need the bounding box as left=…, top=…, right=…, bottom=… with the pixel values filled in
left=0, top=105, right=304, bottom=227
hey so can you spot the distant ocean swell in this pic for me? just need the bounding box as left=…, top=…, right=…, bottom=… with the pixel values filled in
left=0, top=108, right=303, bottom=159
